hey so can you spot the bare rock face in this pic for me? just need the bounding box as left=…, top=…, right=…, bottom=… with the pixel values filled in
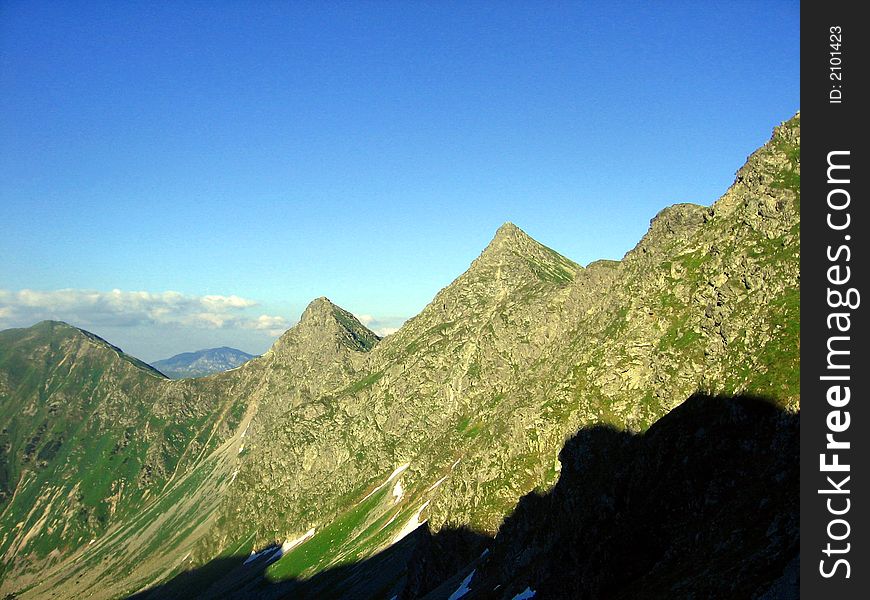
left=0, top=114, right=799, bottom=599
left=277, top=297, right=379, bottom=355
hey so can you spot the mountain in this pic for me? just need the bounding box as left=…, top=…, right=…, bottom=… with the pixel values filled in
left=402, top=394, right=797, bottom=600
left=0, top=113, right=799, bottom=599
left=151, top=347, right=258, bottom=379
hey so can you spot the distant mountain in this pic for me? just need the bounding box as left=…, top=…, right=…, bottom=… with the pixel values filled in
left=0, top=114, right=800, bottom=599
left=151, top=347, right=257, bottom=378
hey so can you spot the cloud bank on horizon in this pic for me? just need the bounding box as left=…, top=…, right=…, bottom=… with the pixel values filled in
left=0, top=288, right=290, bottom=337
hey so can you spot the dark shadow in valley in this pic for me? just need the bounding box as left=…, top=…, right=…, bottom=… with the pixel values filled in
left=128, top=394, right=798, bottom=600
left=126, top=524, right=489, bottom=600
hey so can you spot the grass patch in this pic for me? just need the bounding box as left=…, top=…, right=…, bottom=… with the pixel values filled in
left=341, top=371, right=385, bottom=396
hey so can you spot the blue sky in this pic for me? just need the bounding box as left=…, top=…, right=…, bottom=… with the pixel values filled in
left=0, top=1, right=799, bottom=361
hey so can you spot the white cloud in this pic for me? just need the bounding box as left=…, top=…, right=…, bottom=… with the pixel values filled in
left=352, top=312, right=407, bottom=338
left=356, top=314, right=376, bottom=326
left=252, top=314, right=286, bottom=329
left=251, top=314, right=291, bottom=336
left=374, top=326, right=401, bottom=337
left=201, top=295, right=258, bottom=310
left=0, top=288, right=290, bottom=335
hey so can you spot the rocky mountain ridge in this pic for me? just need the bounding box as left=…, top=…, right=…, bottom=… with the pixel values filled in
left=0, top=113, right=799, bottom=599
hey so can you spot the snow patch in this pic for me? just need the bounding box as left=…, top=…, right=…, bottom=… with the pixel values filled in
left=243, top=529, right=315, bottom=567
left=361, top=463, right=410, bottom=502
left=426, top=475, right=448, bottom=492
left=511, top=587, right=536, bottom=600
left=281, top=528, right=316, bottom=553
left=379, top=509, right=401, bottom=533
left=243, top=548, right=265, bottom=565
left=243, top=546, right=280, bottom=566
left=237, top=443, right=245, bottom=455
left=392, top=500, right=430, bottom=545
left=448, top=569, right=475, bottom=600
left=387, top=463, right=410, bottom=482
left=264, top=547, right=283, bottom=563
left=479, top=548, right=490, bottom=558
left=392, top=480, right=403, bottom=502
left=229, top=470, right=238, bottom=484
left=244, top=543, right=287, bottom=565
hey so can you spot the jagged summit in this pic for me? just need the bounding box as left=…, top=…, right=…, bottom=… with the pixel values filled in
left=378, top=222, right=583, bottom=354
left=623, top=203, right=708, bottom=261
left=275, top=296, right=379, bottom=354
left=483, top=221, right=532, bottom=253
left=475, top=221, right=580, bottom=284
left=492, top=220, right=522, bottom=239
left=300, top=296, right=341, bottom=323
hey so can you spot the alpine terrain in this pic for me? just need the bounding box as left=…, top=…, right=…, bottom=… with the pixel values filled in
left=151, top=348, right=258, bottom=379
left=0, top=114, right=800, bottom=599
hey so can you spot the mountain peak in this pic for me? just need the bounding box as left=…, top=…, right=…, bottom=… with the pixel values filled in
left=300, top=296, right=340, bottom=322
left=494, top=220, right=521, bottom=236
left=474, top=222, right=580, bottom=283
left=277, top=296, right=379, bottom=354
left=150, top=346, right=256, bottom=379
left=487, top=221, right=530, bottom=250
left=1, top=320, right=165, bottom=378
